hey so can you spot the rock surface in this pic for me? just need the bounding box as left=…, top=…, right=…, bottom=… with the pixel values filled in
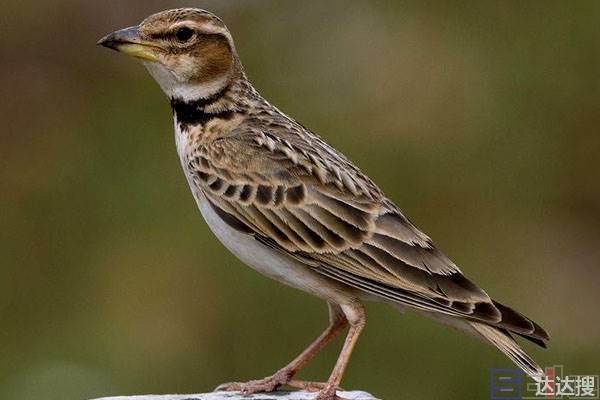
left=93, top=390, right=380, bottom=400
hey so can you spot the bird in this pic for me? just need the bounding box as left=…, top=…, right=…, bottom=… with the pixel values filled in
left=98, top=8, right=549, bottom=400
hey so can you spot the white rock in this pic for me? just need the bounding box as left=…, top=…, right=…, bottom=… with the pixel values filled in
left=93, top=390, right=380, bottom=400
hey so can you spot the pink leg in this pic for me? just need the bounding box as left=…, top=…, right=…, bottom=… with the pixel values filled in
left=315, top=303, right=366, bottom=400
left=216, top=303, right=348, bottom=394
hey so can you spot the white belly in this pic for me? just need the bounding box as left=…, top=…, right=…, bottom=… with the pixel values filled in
left=194, top=191, right=356, bottom=304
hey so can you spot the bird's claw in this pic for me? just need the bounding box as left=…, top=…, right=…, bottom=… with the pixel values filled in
left=315, top=385, right=346, bottom=400
left=287, top=379, right=343, bottom=393
left=215, top=370, right=293, bottom=394
left=215, top=372, right=344, bottom=399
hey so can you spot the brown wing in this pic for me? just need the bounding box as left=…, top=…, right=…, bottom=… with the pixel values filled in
left=188, top=132, right=548, bottom=341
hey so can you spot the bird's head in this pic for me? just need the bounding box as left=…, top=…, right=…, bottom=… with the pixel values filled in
left=98, top=8, right=240, bottom=101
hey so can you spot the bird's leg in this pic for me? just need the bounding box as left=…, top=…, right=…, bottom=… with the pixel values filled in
left=315, top=303, right=366, bottom=400
left=216, top=303, right=348, bottom=394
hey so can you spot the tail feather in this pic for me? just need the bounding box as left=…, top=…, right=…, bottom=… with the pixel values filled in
left=514, top=331, right=547, bottom=349
left=470, top=321, right=544, bottom=381
left=492, top=301, right=550, bottom=341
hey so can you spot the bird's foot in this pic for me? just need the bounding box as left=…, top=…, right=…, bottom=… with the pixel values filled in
left=215, top=369, right=293, bottom=394
left=288, top=379, right=343, bottom=393
left=315, top=384, right=346, bottom=400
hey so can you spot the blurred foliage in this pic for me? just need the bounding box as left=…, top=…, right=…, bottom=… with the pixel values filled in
left=1, top=1, right=599, bottom=399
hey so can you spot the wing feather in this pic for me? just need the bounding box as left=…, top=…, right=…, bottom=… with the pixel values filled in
left=189, top=135, right=547, bottom=340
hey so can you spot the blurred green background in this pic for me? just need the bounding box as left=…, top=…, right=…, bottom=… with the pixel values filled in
left=1, top=1, right=599, bottom=399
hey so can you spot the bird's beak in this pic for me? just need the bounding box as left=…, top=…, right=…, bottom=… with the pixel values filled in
left=97, top=25, right=160, bottom=62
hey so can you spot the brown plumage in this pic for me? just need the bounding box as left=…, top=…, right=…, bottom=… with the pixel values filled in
left=99, top=8, right=549, bottom=400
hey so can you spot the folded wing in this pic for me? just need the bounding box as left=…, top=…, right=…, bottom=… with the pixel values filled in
left=189, top=132, right=548, bottom=343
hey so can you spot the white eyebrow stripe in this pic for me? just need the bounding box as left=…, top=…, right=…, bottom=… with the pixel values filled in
left=177, top=20, right=228, bottom=36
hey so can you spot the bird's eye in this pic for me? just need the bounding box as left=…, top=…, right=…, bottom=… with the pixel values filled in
left=175, top=27, right=194, bottom=42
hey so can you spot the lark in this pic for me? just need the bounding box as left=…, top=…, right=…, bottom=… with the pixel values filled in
left=99, top=8, right=549, bottom=400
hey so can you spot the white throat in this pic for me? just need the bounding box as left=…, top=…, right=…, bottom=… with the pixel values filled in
left=142, top=61, right=228, bottom=101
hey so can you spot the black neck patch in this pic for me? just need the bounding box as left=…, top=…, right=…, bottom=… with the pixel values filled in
left=171, top=99, right=207, bottom=127
left=170, top=85, right=234, bottom=130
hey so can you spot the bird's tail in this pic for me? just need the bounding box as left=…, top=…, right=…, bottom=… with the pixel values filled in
left=470, top=321, right=544, bottom=381
left=412, top=308, right=545, bottom=380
